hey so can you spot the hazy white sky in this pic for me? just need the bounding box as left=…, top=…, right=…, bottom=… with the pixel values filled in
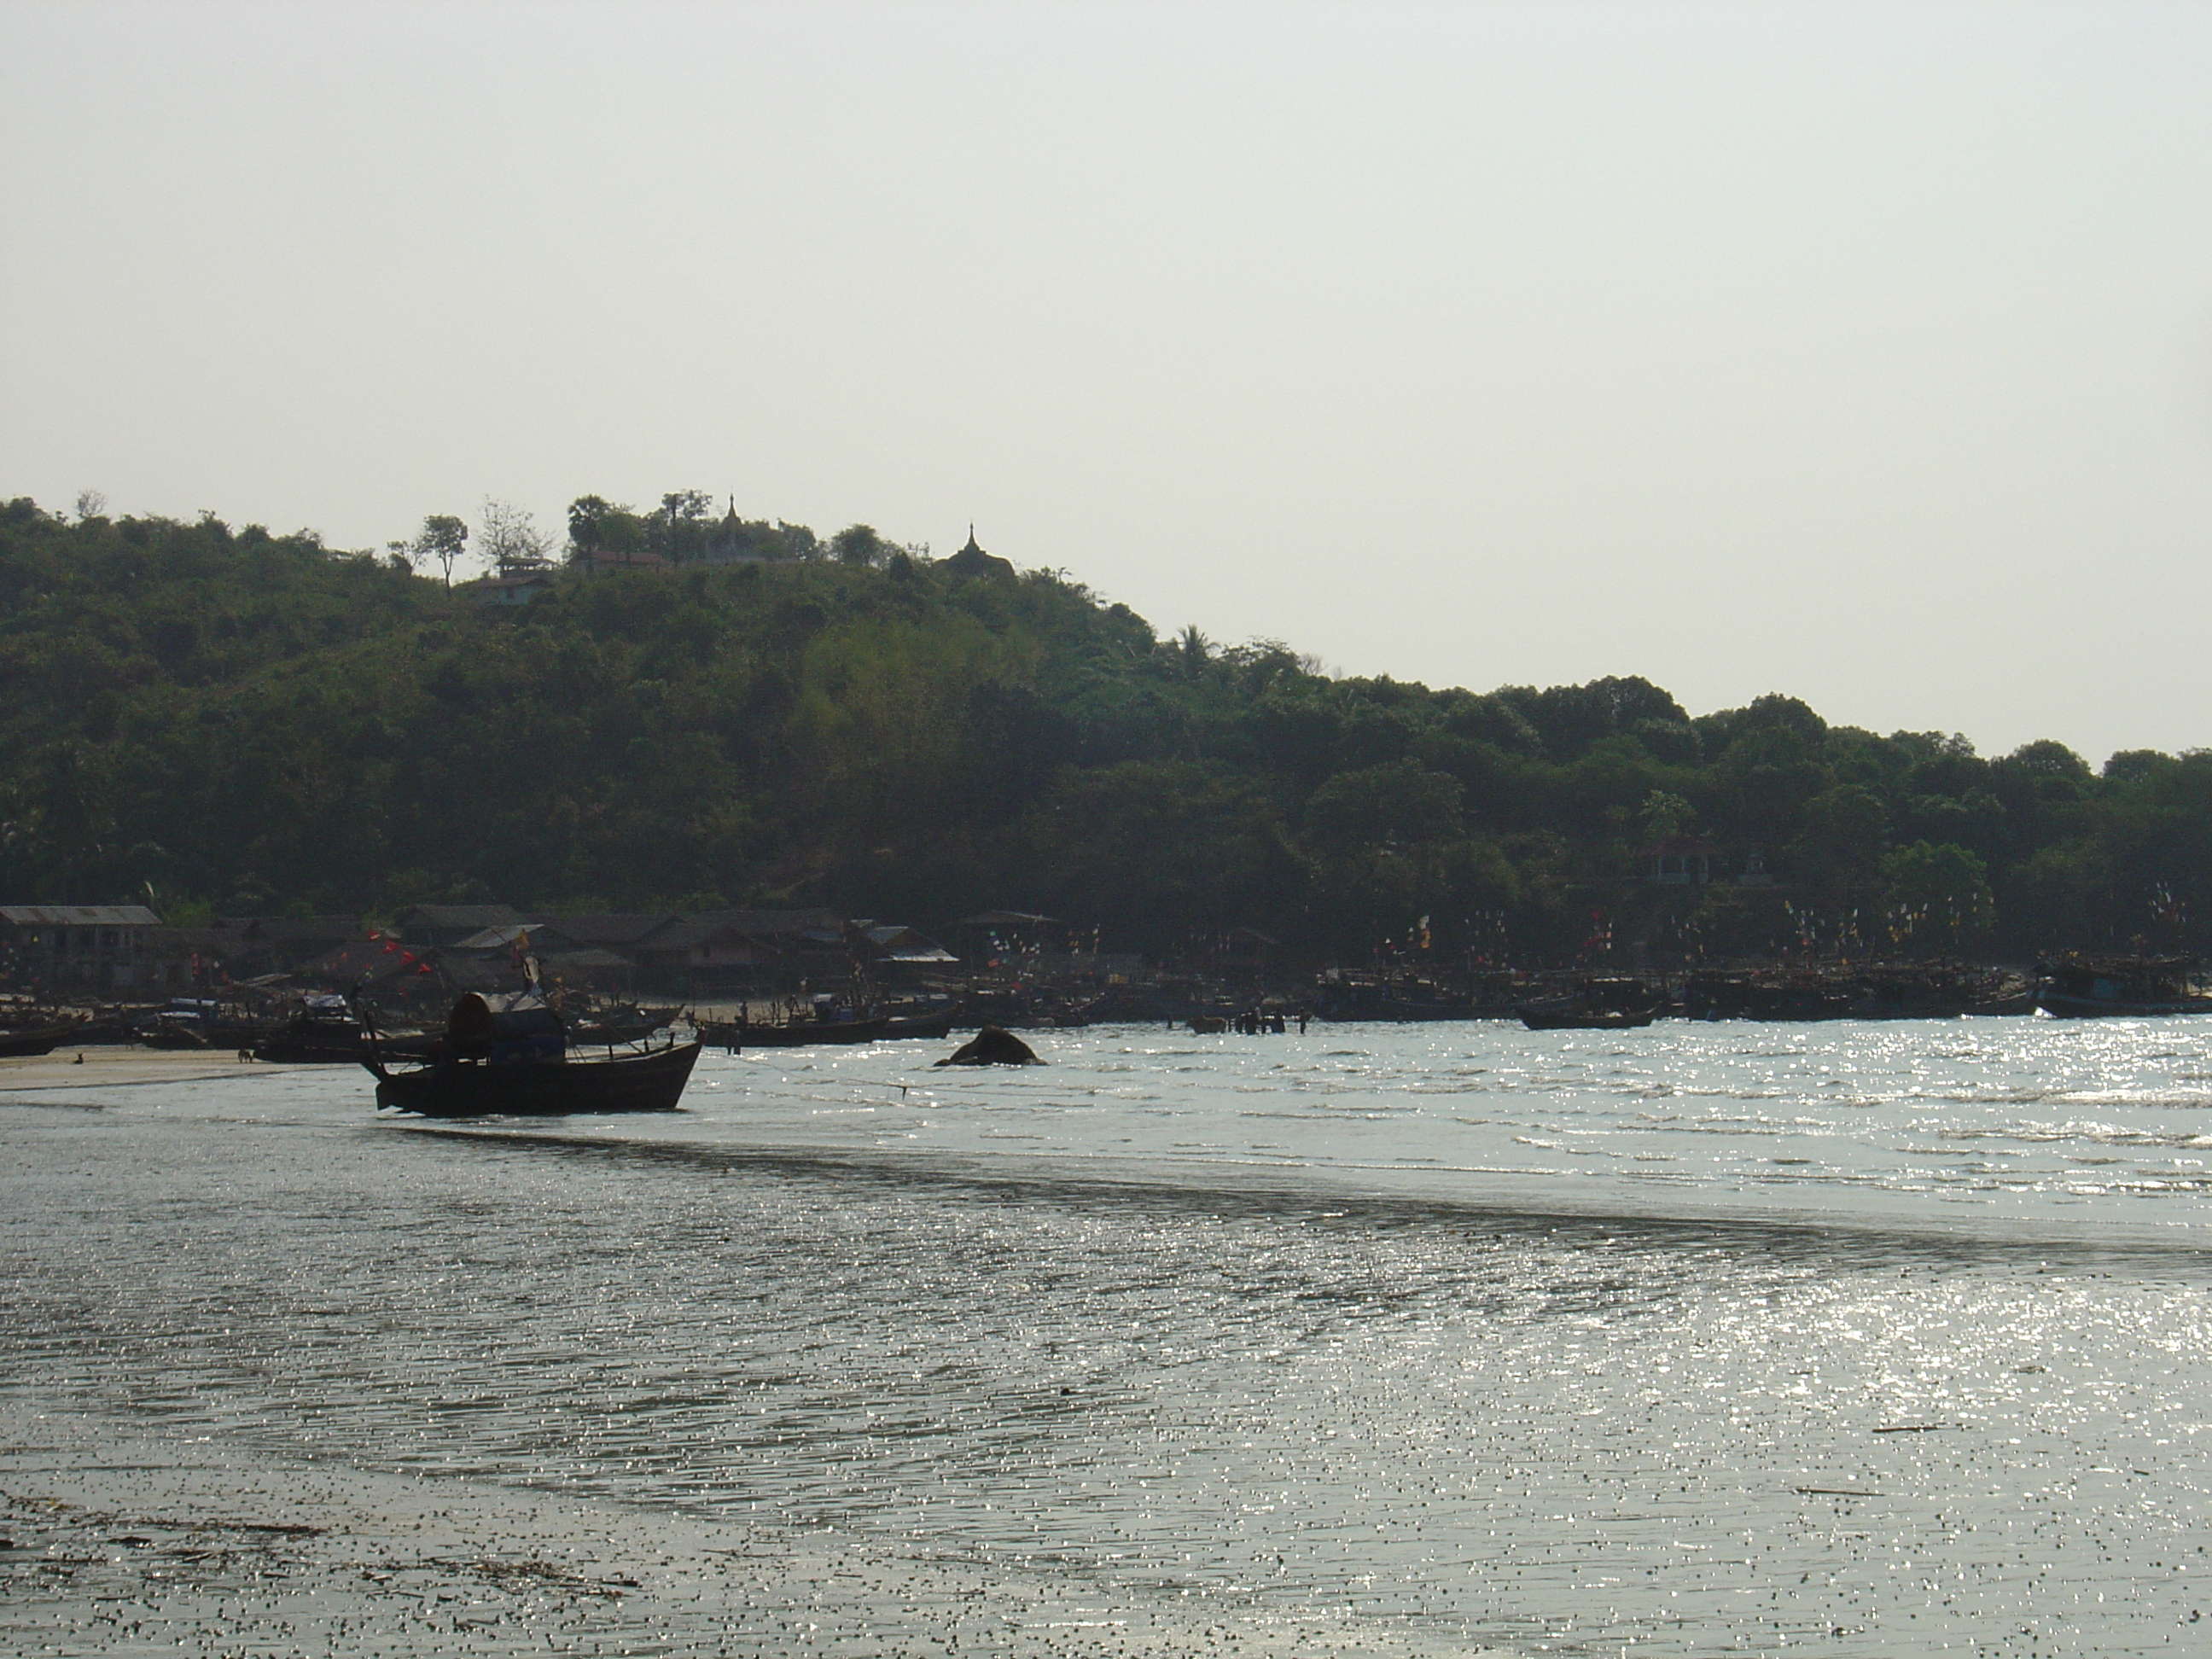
left=4, top=1, right=2209, bottom=763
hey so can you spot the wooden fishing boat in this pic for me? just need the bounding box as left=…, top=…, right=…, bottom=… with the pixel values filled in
left=253, top=998, right=370, bottom=1063
left=696, top=1007, right=951, bottom=1049
left=0, top=1024, right=76, bottom=1058
left=565, top=1004, right=683, bottom=1046
left=726, top=1016, right=889, bottom=1048
left=139, top=1016, right=214, bottom=1050
left=365, top=993, right=701, bottom=1117
left=253, top=1018, right=369, bottom=1063
left=139, top=1001, right=268, bottom=1051
left=368, top=1041, right=701, bottom=1116
left=1518, top=1006, right=1656, bottom=1032
left=1517, top=976, right=1663, bottom=1032
left=2034, top=956, right=2212, bottom=1018
left=882, top=1007, right=959, bottom=1040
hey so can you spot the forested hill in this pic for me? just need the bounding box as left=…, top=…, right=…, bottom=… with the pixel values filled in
left=1, top=496, right=2203, bottom=964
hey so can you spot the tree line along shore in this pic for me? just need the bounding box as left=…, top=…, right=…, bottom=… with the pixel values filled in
left=2, top=493, right=2204, bottom=980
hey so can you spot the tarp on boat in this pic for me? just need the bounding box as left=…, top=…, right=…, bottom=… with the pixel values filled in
left=445, top=992, right=564, bottom=1062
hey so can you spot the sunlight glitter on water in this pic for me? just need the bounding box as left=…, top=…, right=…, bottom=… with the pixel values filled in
left=626, top=1018, right=2212, bottom=1239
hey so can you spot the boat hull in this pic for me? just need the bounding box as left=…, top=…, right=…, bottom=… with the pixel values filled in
left=368, top=1041, right=703, bottom=1117
left=882, top=1010, right=959, bottom=1040
left=1519, top=1008, right=1657, bottom=1032
left=731, top=1017, right=889, bottom=1047
left=1315, top=1001, right=1492, bottom=1022
left=255, top=1036, right=369, bottom=1063
left=2034, top=992, right=2212, bottom=1018
left=0, top=1025, right=74, bottom=1057
left=253, top=1019, right=370, bottom=1063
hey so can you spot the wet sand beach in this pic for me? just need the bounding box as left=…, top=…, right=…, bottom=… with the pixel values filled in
left=1, top=1400, right=1429, bottom=1657
left=0, top=1045, right=298, bottom=1092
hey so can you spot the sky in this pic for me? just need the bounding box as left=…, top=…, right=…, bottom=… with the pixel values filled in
left=3, top=0, right=2209, bottom=765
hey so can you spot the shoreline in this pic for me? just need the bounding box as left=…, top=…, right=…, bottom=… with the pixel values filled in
left=0, top=1047, right=316, bottom=1092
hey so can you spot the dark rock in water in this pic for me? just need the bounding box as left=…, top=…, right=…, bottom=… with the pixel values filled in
left=936, top=1027, right=1041, bottom=1067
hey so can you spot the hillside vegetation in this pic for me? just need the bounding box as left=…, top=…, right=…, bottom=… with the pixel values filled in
left=2, top=496, right=2202, bottom=964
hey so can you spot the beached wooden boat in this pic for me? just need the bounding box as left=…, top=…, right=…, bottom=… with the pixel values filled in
left=365, top=993, right=701, bottom=1116
left=139, top=1017, right=212, bottom=1050
left=0, top=1023, right=75, bottom=1057
left=253, top=1017, right=369, bottom=1063
left=253, top=998, right=371, bottom=1063
left=368, top=1040, right=701, bottom=1116
left=138, top=1000, right=269, bottom=1050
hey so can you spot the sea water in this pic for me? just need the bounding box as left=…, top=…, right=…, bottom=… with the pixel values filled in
left=4, top=1017, right=2209, bottom=1654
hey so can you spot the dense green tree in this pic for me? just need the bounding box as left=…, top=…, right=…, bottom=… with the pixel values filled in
left=409, top=515, right=469, bottom=587
left=1301, top=759, right=1481, bottom=946
left=1018, top=760, right=1290, bottom=953
left=1788, top=784, right=1890, bottom=905
left=3, top=493, right=2209, bottom=964
left=1637, top=789, right=1696, bottom=844
left=830, top=524, right=891, bottom=568
left=1883, top=841, right=1995, bottom=952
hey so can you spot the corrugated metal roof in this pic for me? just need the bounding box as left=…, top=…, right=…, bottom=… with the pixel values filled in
left=214, top=915, right=363, bottom=943
left=453, top=925, right=538, bottom=950
left=538, top=947, right=636, bottom=970
left=396, top=904, right=536, bottom=929
left=690, top=908, right=844, bottom=936
left=863, top=924, right=958, bottom=963
left=545, top=913, right=683, bottom=946
left=143, top=926, right=236, bottom=951
left=0, top=905, right=162, bottom=926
